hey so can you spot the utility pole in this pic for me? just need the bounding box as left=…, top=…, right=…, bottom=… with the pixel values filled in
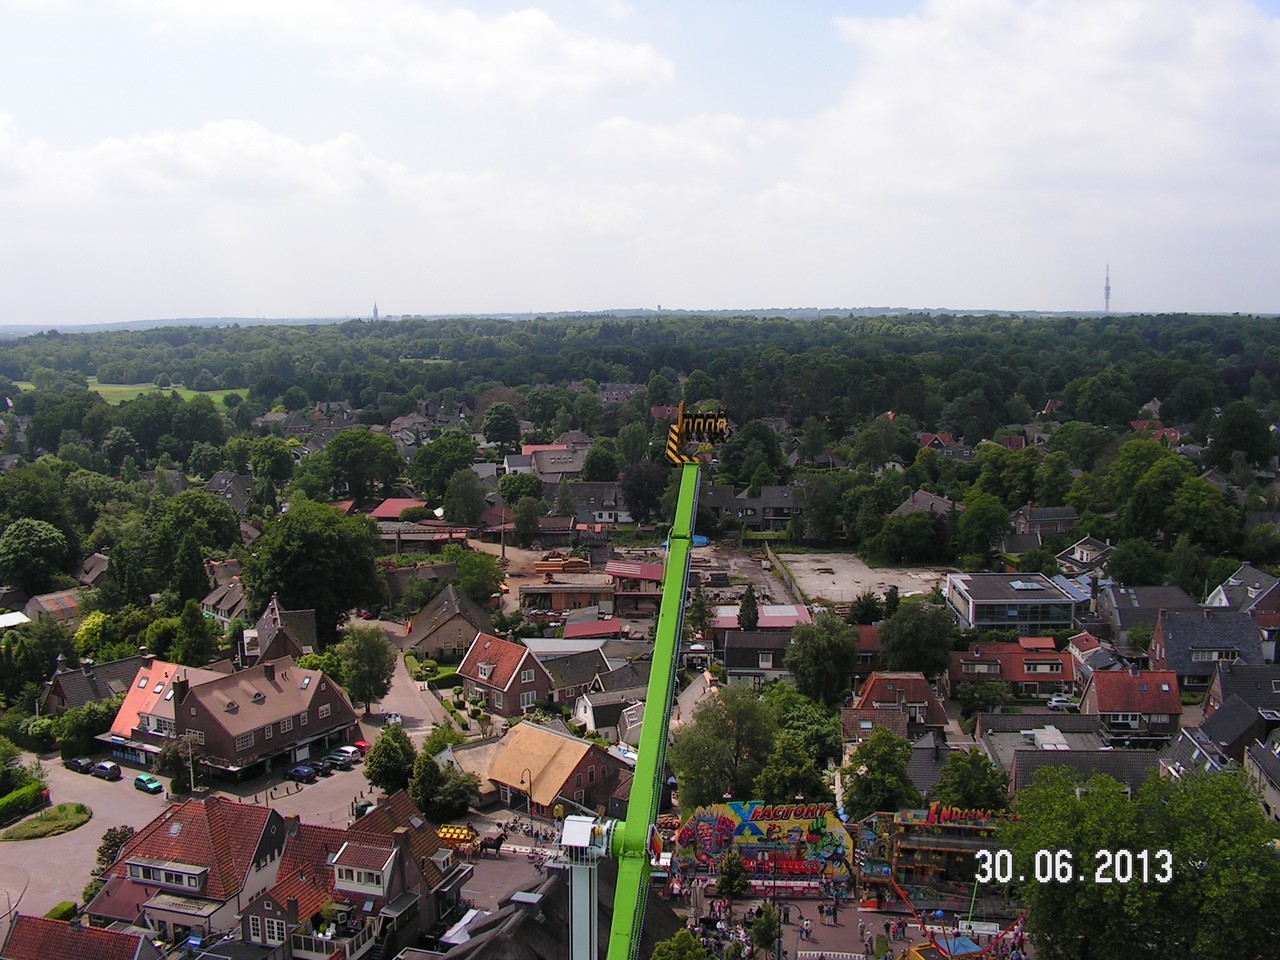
left=1104, top=264, right=1111, bottom=313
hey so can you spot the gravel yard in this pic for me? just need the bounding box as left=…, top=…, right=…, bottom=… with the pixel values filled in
left=775, top=552, right=954, bottom=606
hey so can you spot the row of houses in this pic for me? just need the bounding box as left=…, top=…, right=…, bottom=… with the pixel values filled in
left=1, top=790, right=473, bottom=960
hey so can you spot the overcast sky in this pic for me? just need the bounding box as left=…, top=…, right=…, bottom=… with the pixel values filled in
left=2, top=0, right=1278, bottom=326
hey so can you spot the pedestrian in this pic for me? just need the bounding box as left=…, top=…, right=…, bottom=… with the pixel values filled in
left=884, top=919, right=891, bottom=939
left=782, top=903, right=791, bottom=924
left=802, top=918, right=812, bottom=941
left=859, top=918, right=866, bottom=941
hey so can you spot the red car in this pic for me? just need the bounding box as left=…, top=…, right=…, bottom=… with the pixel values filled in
left=353, top=740, right=371, bottom=756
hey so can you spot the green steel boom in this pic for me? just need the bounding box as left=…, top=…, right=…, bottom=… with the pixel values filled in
left=606, top=460, right=700, bottom=960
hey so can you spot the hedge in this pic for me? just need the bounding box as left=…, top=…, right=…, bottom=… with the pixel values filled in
left=0, top=783, right=48, bottom=827
left=45, top=902, right=77, bottom=921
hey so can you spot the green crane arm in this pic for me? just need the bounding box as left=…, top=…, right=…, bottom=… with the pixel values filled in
left=606, top=461, right=700, bottom=960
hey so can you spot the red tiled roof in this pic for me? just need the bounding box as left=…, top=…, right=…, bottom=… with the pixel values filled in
left=1069, top=631, right=1102, bottom=652
left=521, top=443, right=567, bottom=457
left=1086, top=670, right=1181, bottom=715
left=459, top=632, right=540, bottom=692
left=1, top=916, right=146, bottom=960
left=853, top=624, right=882, bottom=652
left=1019, top=636, right=1056, bottom=651
left=333, top=842, right=395, bottom=872
left=109, top=659, right=234, bottom=739
left=856, top=671, right=948, bottom=726
left=563, top=618, right=623, bottom=639
left=605, top=560, right=664, bottom=582
left=348, top=790, right=445, bottom=887
left=368, top=498, right=427, bottom=520
left=105, top=796, right=274, bottom=901
left=264, top=823, right=346, bottom=923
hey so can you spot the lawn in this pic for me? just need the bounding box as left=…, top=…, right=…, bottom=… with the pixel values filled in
left=1, top=802, right=92, bottom=840
left=14, top=377, right=245, bottom=407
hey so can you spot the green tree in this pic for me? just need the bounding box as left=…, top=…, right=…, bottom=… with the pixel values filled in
left=150, top=489, right=239, bottom=570
left=409, top=750, right=479, bottom=822
left=171, top=532, right=210, bottom=604
left=363, top=724, right=416, bottom=794
left=442, top=469, right=486, bottom=526
left=512, top=496, right=542, bottom=548
left=581, top=442, right=621, bottom=482
left=929, top=747, right=1009, bottom=810
left=651, top=930, right=714, bottom=960
left=878, top=604, right=955, bottom=676
left=668, top=682, right=778, bottom=807
left=295, top=650, right=345, bottom=687
left=242, top=500, right=383, bottom=644
left=956, top=680, right=1012, bottom=721
left=1033, top=450, right=1075, bottom=506
left=481, top=401, right=520, bottom=452
left=84, top=823, right=137, bottom=902
left=0, top=517, right=68, bottom=594
left=750, top=903, right=783, bottom=959
left=250, top=435, right=294, bottom=494
left=617, top=421, right=649, bottom=469
left=155, top=733, right=202, bottom=793
left=336, top=625, right=398, bottom=714
left=1075, top=366, right=1136, bottom=425
left=760, top=682, right=842, bottom=764
left=554, top=480, right=577, bottom=517
left=171, top=599, right=221, bottom=666
left=754, top=731, right=833, bottom=804
left=325, top=430, right=404, bottom=503
left=1208, top=400, right=1272, bottom=468
left=1001, top=768, right=1280, bottom=960
left=1106, top=538, right=1168, bottom=586
left=957, top=491, right=1009, bottom=558
left=738, top=585, right=759, bottom=632
left=715, top=848, right=750, bottom=901
left=619, top=460, right=668, bottom=523
left=410, top=430, right=477, bottom=502
left=497, top=472, right=543, bottom=505
left=842, top=728, right=921, bottom=821
left=442, top=545, right=504, bottom=604
left=783, top=613, right=857, bottom=707
left=848, top=590, right=886, bottom=625
left=1166, top=477, right=1238, bottom=552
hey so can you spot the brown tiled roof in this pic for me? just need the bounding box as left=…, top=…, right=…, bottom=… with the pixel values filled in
left=109, top=659, right=235, bottom=738
left=0, top=916, right=150, bottom=960
left=487, top=723, right=597, bottom=807
left=333, top=842, right=395, bottom=871
left=188, top=656, right=352, bottom=738
left=841, top=706, right=909, bottom=740
left=348, top=790, right=445, bottom=888
left=105, top=796, right=276, bottom=901
left=856, top=671, right=948, bottom=726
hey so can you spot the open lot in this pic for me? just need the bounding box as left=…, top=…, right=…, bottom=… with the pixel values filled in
left=776, top=552, right=954, bottom=606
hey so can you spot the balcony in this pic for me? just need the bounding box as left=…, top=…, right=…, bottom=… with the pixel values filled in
left=292, top=920, right=376, bottom=959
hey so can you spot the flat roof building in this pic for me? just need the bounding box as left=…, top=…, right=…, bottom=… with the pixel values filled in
left=945, top=573, right=1079, bottom=633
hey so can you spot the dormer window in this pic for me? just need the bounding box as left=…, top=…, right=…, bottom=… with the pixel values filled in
left=478, top=664, right=493, bottom=681
left=251, top=692, right=265, bottom=704
left=224, top=700, right=238, bottom=712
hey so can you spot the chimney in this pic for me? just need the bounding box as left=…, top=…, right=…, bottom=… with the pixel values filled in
left=264, top=662, right=275, bottom=684
left=68, top=916, right=82, bottom=931
left=172, top=677, right=189, bottom=705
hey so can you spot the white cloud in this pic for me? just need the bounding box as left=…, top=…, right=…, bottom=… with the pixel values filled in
left=131, top=0, right=673, bottom=104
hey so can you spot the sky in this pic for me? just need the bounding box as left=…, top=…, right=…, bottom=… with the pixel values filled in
left=1, top=0, right=1279, bottom=326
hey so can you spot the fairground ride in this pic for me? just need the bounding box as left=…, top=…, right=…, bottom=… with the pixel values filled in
left=556, top=405, right=729, bottom=960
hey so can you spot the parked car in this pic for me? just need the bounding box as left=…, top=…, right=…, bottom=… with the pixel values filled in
left=353, top=740, right=371, bottom=756
left=134, top=774, right=164, bottom=794
left=91, top=760, right=122, bottom=781
left=324, top=751, right=356, bottom=770
left=1047, top=695, right=1077, bottom=711
left=63, top=757, right=94, bottom=774
left=384, top=712, right=403, bottom=727
left=332, top=745, right=362, bottom=764
left=308, top=756, right=335, bottom=776
left=284, top=765, right=319, bottom=784
left=354, top=799, right=375, bottom=818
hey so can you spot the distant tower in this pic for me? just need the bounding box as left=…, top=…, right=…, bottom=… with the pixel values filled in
left=1104, top=266, right=1111, bottom=313
left=372, top=302, right=379, bottom=322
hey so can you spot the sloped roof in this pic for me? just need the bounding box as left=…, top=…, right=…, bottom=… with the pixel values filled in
left=78, top=551, right=110, bottom=587
left=405, top=584, right=491, bottom=647
left=488, top=723, right=600, bottom=806
left=907, top=732, right=957, bottom=795
left=201, top=579, right=247, bottom=620
left=1211, top=661, right=1280, bottom=710
left=604, top=559, right=663, bottom=582
left=1155, top=610, right=1264, bottom=677
left=856, top=672, right=948, bottom=727
left=45, top=654, right=149, bottom=713
left=0, top=916, right=153, bottom=960
left=890, top=490, right=959, bottom=518
left=188, top=656, right=353, bottom=738
left=562, top=618, right=622, bottom=640
left=265, top=822, right=347, bottom=922
left=593, top=660, right=650, bottom=693
left=368, top=498, right=428, bottom=520
left=710, top=604, right=812, bottom=631
left=459, top=633, right=543, bottom=692
left=348, top=790, right=445, bottom=888
left=538, top=649, right=610, bottom=691
left=109, top=659, right=235, bottom=738
left=253, top=596, right=317, bottom=660
left=841, top=706, right=910, bottom=741
left=1085, top=670, right=1181, bottom=715
left=1246, top=730, right=1280, bottom=789
left=24, top=589, right=81, bottom=621
left=1010, top=748, right=1158, bottom=793
left=1213, top=563, right=1280, bottom=611
left=1198, top=694, right=1265, bottom=753
left=724, top=631, right=793, bottom=668
left=104, top=796, right=277, bottom=901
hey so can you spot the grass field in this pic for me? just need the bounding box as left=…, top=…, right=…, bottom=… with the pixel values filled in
left=15, top=378, right=245, bottom=406
left=1, top=802, right=92, bottom=840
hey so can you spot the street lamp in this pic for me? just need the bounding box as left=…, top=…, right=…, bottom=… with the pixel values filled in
left=519, top=768, right=533, bottom=820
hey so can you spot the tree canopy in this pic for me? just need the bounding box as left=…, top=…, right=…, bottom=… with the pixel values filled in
left=841, top=728, right=921, bottom=821
left=668, top=682, right=778, bottom=808
left=783, top=612, right=858, bottom=707
left=878, top=603, right=956, bottom=676
left=336, top=625, right=398, bottom=713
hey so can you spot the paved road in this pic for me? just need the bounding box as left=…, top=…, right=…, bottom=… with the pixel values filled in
left=0, top=757, right=171, bottom=924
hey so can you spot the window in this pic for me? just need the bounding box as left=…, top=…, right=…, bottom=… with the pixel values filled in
left=1148, top=714, right=1171, bottom=724
left=575, top=772, right=583, bottom=788
left=478, top=664, right=493, bottom=680
left=265, top=918, right=286, bottom=945
left=493, top=691, right=503, bottom=709
left=318, top=703, right=331, bottom=720
left=588, top=765, right=595, bottom=784
left=235, top=732, right=255, bottom=751
left=184, top=729, right=205, bottom=745
left=337, top=867, right=354, bottom=882
left=300, top=712, right=307, bottom=726
left=138, top=676, right=148, bottom=689
left=521, top=668, right=535, bottom=683
left=758, top=653, right=773, bottom=669
left=264, top=724, right=272, bottom=739
left=520, top=690, right=536, bottom=710
left=499, top=784, right=511, bottom=803
left=301, top=676, right=311, bottom=690
left=280, top=717, right=293, bottom=734
left=249, top=916, right=262, bottom=943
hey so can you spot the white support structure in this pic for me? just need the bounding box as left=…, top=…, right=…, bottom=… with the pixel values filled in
left=559, top=815, right=614, bottom=960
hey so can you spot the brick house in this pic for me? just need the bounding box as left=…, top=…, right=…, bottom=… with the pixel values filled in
left=1149, top=609, right=1264, bottom=692
left=39, top=652, right=149, bottom=715
left=538, top=648, right=610, bottom=706
left=0, top=916, right=162, bottom=960
left=854, top=672, right=948, bottom=739
left=403, top=584, right=492, bottom=661
left=944, top=637, right=1074, bottom=699
left=1078, top=669, right=1182, bottom=748
left=486, top=722, right=627, bottom=817
left=87, top=795, right=289, bottom=942
left=458, top=632, right=553, bottom=718
left=723, top=631, right=794, bottom=688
